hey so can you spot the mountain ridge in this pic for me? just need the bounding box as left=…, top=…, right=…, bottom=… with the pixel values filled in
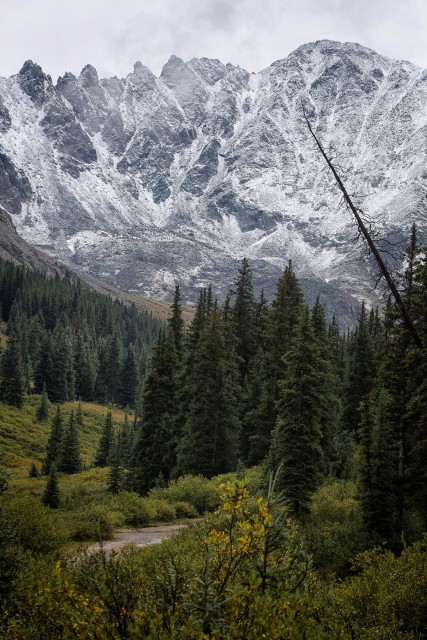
left=0, top=40, right=425, bottom=323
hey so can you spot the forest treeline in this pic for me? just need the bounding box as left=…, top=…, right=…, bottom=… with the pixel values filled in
left=0, top=261, right=161, bottom=407
left=126, top=224, right=427, bottom=547
left=1, top=224, right=427, bottom=549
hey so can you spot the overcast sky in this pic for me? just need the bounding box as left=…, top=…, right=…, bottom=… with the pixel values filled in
left=1, top=0, right=426, bottom=81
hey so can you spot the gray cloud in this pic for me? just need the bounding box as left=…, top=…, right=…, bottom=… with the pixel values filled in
left=0, top=0, right=426, bottom=80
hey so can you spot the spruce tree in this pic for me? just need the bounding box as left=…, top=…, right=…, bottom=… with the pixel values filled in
left=311, top=297, right=339, bottom=473
left=107, top=432, right=125, bottom=494
left=76, top=397, right=84, bottom=426
left=42, top=464, right=60, bottom=509
left=94, top=411, right=114, bottom=467
left=177, top=305, right=241, bottom=478
left=34, top=331, right=54, bottom=396
left=0, top=333, right=26, bottom=408
left=28, top=462, right=39, bottom=478
left=43, top=405, right=64, bottom=474
left=50, top=328, right=75, bottom=403
left=57, top=410, right=81, bottom=474
left=168, top=284, right=185, bottom=361
left=268, top=306, right=326, bottom=517
left=232, top=258, right=256, bottom=382
left=342, top=302, right=376, bottom=433
left=244, top=350, right=276, bottom=465
left=36, top=383, right=50, bottom=422
left=117, top=345, right=139, bottom=409
left=132, top=328, right=179, bottom=493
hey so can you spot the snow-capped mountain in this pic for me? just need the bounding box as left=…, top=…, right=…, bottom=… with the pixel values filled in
left=0, top=40, right=426, bottom=322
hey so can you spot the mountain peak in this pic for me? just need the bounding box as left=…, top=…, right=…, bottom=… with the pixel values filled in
left=18, top=60, right=53, bottom=104
left=79, top=64, right=100, bottom=87
left=0, top=43, right=425, bottom=324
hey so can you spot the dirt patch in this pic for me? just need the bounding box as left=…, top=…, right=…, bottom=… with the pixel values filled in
left=87, top=524, right=188, bottom=555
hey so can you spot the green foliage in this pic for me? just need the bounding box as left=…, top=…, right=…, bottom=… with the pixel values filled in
left=57, top=409, right=82, bottom=474
left=268, top=306, right=326, bottom=517
left=94, top=410, right=114, bottom=467
left=144, top=498, right=176, bottom=522
left=321, top=536, right=427, bottom=639
left=148, top=474, right=220, bottom=514
left=342, top=301, right=376, bottom=433
left=2, top=494, right=67, bottom=554
left=43, top=403, right=64, bottom=474
left=28, top=461, right=39, bottom=478
left=177, top=305, right=241, bottom=478
left=303, top=481, right=367, bottom=576
left=0, top=257, right=160, bottom=409
left=0, top=332, right=25, bottom=407
left=65, top=505, right=118, bottom=542
left=107, top=432, right=127, bottom=495
left=35, top=384, right=50, bottom=422
left=105, top=492, right=157, bottom=527
left=42, top=463, right=60, bottom=509
left=132, top=327, right=179, bottom=493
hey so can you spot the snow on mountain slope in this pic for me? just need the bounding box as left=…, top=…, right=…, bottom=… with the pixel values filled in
left=0, top=40, right=426, bottom=323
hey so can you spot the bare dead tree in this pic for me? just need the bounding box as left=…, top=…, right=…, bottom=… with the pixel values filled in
left=302, top=105, right=422, bottom=348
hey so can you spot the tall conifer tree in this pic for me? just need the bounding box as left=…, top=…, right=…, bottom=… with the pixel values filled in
left=94, top=411, right=115, bottom=467
left=57, top=410, right=81, bottom=474
left=43, top=405, right=64, bottom=474
left=177, top=305, right=240, bottom=478
left=268, top=306, right=326, bottom=517
left=132, top=328, right=179, bottom=493
left=0, top=333, right=26, bottom=408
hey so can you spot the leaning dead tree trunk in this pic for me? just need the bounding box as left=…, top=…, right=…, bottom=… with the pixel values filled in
left=302, top=106, right=422, bottom=348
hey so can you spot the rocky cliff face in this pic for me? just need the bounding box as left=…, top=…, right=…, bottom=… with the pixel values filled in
left=0, top=40, right=426, bottom=322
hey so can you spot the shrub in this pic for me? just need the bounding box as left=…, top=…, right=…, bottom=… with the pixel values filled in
left=106, top=492, right=157, bottom=527
left=322, top=535, right=427, bottom=639
left=149, top=474, right=219, bottom=514
left=173, top=501, right=198, bottom=519
left=145, top=499, right=176, bottom=522
left=303, top=480, right=368, bottom=576
left=66, top=505, right=118, bottom=541
left=2, top=494, right=67, bottom=554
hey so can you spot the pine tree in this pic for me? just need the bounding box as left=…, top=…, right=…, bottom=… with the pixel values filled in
left=244, top=350, right=276, bottom=465
left=107, top=432, right=125, bottom=494
left=232, top=258, right=256, bottom=382
left=76, top=397, right=84, bottom=426
left=0, top=332, right=26, bottom=408
left=34, top=331, right=54, bottom=396
left=268, top=260, right=305, bottom=383
left=57, top=410, right=81, bottom=474
left=168, top=284, right=185, bottom=361
left=50, top=328, right=75, bottom=403
left=43, top=404, right=64, bottom=474
left=358, top=390, right=398, bottom=543
left=105, top=332, right=122, bottom=404
left=28, top=462, right=39, bottom=478
left=256, top=261, right=305, bottom=439
left=177, top=305, right=241, bottom=478
left=268, top=306, right=326, bottom=517
left=94, top=411, right=114, bottom=467
left=42, top=463, right=60, bottom=509
left=403, top=239, right=427, bottom=531
left=117, top=345, right=139, bottom=409
left=311, top=297, right=339, bottom=473
left=118, top=412, right=134, bottom=469
left=342, top=302, right=376, bottom=433
left=74, top=334, right=96, bottom=401
left=36, top=383, right=50, bottom=422
left=132, top=328, right=179, bottom=493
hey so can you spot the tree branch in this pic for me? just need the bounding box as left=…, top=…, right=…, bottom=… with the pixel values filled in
left=302, top=105, right=422, bottom=348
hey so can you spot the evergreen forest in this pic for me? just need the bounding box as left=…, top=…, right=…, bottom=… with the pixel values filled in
left=1, top=225, right=427, bottom=639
